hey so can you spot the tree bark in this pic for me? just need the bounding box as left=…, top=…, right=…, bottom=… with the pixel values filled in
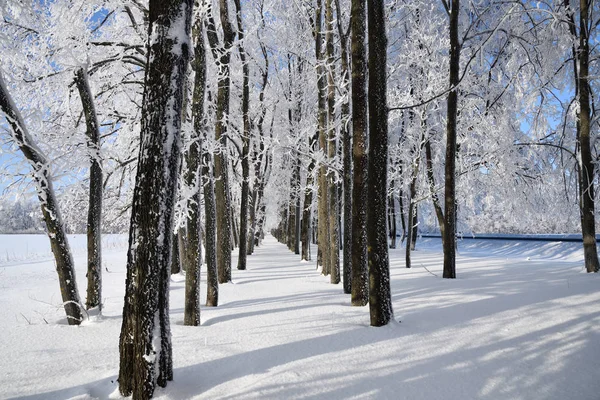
left=570, top=0, right=600, bottom=272
left=337, top=8, right=352, bottom=293
left=183, top=10, right=208, bottom=325
left=367, top=0, right=393, bottom=326
left=425, top=138, right=445, bottom=243
left=443, top=0, right=460, bottom=279
left=74, top=67, right=103, bottom=312
left=388, top=192, right=396, bottom=249
left=171, top=232, right=181, bottom=274
left=350, top=0, right=369, bottom=306
left=203, top=143, right=219, bottom=306
left=0, top=72, right=83, bottom=325
left=315, top=0, right=330, bottom=277
left=234, top=0, right=250, bottom=270
left=118, top=1, right=192, bottom=397
left=206, top=0, right=234, bottom=283
left=326, top=0, right=340, bottom=285
left=302, top=133, right=318, bottom=261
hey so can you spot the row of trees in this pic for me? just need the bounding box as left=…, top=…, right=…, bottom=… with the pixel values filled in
left=2, top=0, right=600, bottom=398
left=274, top=0, right=600, bottom=277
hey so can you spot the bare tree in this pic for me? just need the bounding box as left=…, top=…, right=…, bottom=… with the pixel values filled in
left=74, top=67, right=103, bottom=311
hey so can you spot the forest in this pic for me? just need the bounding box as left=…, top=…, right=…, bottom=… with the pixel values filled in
left=1, top=0, right=599, bottom=399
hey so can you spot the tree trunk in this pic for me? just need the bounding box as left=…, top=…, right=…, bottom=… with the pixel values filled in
left=315, top=0, right=330, bottom=277
left=0, top=72, right=83, bottom=325
left=74, top=67, right=103, bottom=312
left=118, top=0, right=192, bottom=397
left=301, top=133, right=318, bottom=261
left=206, top=0, right=234, bottom=284
left=572, top=0, right=600, bottom=272
left=443, top=0, right=460, bottom=279
left=183, top=12, right=208, bottom=325
left=339, top=25, right=352, bottom=293
left=350, top=0, right=368, bottom=306
left=171, top=232, right=181, bottom=274
left=234, top=0, right=250, bottom=270
left=326, top=0, right=340, bottom=285
left=367, top=0, right=393, bottom=326
left=425, top=139, right=445, bottom=243
left=203, top=147, right=218, bottom=306
left=388, top=192, right=396, bottom=249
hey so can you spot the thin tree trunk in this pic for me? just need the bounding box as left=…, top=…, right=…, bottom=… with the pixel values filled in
left=316, top=0, right=330, bottom=276
left=171, top=232, right=181, bottom=274
left=425, top=139, right=445, bottom=243
left=367, top=0, right=393, bottom=326
left=337, top=7, right=352, bottom=293
left=203, top=146, right=218, bottom=306
left=75, top=67, right=103, bottom=311
left=235, top=0, right=250, bottom=270
left=443, top=0, right=460, bottom=279
left=301, top=133, right=318, bottom=261
left=388, top=192, right=396, bottom=249
left=326, top=0, right=340, bottom=285
left=118, top=1, right=192, bottom=396
left=350, top=0, right=368, bottom=306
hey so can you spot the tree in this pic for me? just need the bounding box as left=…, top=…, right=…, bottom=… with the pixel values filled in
left=443, top=0, right=460, bottom=279
left=367, top=0, right=393, bottom=326
left=74, top=67, right=103, bottom=311
left=206, top=0, right=235, bottom=283
left=118, top=0, right=192, bottom=397
left=350, top=0, right=369, bottom=307
left=566, top=0, right=600, bottom=273
left=0, top=72, right=84, bottom=325
left=234, top=0, right=251, bottom=270
left=183, top=4, right=208, bottom=326
left=325, top=0, right=341, bottom=285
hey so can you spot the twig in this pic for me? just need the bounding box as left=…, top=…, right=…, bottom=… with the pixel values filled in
left=421, top=263, right=438, bottom=277
left=20, top=313, right=32, bottom=325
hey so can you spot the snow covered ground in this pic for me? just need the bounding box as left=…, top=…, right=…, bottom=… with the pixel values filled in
left=0, top=234, right=598, bottom=400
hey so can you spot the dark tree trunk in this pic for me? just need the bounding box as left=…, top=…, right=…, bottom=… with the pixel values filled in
left=234, top=0, right=250, bottom=270
left=316, top=0, right=330, bottom=277
left=118, top=0, right=192, bottom=397
left=350, top=0, right=368, bottom=306
left=337, top=7, right=352, bottom=293
left=411, top=204, right=418, bottom=250
left=0, top=73, right=83, bottom=325
left=567, top=0, right=600, bottom=273
left=425, top=139, right=445, bottom=243
left=171, top=232, right=181, bottom=274
left=183, top=12, right=208, bottom=325
left=388, top=192, right=396, bottom=249
left=399, top=184, right=407, bottom=243
left=405, top=147, right=421, bottom=269
left=75, top=67, right=103, bottom=311
left=367, top=0, right=393, bottom=326
left=326, top=0, right=340, bottom=285
left=206, top=0, right=234, bottom=283
left=301, top=133, right=318, bottom=261
left=203, top=147, right=218, bottom=306
left=443, top=0, right=460, bottom=279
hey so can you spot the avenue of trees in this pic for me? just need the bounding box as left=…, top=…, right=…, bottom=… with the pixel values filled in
left=2, top=0, right=600, bottom=397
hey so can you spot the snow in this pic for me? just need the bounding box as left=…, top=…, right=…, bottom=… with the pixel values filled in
left=0, top=234, right=599, bottom=399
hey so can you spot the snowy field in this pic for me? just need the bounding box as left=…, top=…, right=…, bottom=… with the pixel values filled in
left=0, top=234, right=598, bottom=400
